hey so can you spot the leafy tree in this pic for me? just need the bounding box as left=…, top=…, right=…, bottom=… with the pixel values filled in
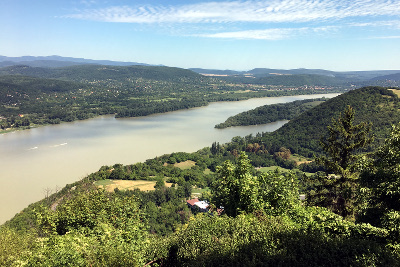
left=258, top=169, right=300, bottom=216
left=211, top=152, right=300, bottom=217
left=312, top=105, right=374, bottom=218
left=154, top=176, right=166, bottom=189
left=211, top=153, right=261, bottom=216
left=360, top=123, right=400, bottom=233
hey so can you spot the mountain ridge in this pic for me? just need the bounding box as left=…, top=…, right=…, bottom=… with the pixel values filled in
left=1, top=55, right=400, bottom=81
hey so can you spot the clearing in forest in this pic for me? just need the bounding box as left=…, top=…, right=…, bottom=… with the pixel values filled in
left=95, top=179, right=172, bottom=192
left=174, top=160, right=196, bottom=169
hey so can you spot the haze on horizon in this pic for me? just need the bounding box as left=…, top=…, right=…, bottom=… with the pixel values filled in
left=1, top=0, right=400, bottom=71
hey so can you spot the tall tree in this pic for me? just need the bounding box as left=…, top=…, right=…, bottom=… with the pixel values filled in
left=312, top=105, right=374, bottom=218
left=211, top=153, right=260, bottom=217
left=211, top=152, right=300, bottom=217
left=360, top=123, right=400, bottom=231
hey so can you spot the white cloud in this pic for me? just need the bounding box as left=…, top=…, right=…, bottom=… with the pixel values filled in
left=350, top=20, right=400, bottom=29
left=197, top=26, right=337, bottom=40
left=66, top=0, right=400, bottom=24
left=369, top=35, right=400, bottom=39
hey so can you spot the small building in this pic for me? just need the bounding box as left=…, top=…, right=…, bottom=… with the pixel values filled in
left=187, top=198, right=209, bottom=212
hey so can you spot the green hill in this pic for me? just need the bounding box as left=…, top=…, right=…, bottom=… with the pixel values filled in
left=215, top=98, right=328, bottom=129
left=258, top=86, right=400, bottom=156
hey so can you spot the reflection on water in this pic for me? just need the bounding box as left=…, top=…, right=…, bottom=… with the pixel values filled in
left=0, top=94, right=339, bottom=223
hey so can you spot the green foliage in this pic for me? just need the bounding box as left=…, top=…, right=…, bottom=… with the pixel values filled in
left=360, top=123, right=400, bottom=238
left=31, top=188, right=148, bottom=266
left=215, top=98, right=327, bottom=129
left=317, top=106, right=374, bottom=177
left=161, top=212, right=398, bottom=266
left=257, top=86, right=399, bottom=156
left=211, top=152, right=300, bottom=217
left=258, top=169, right=300, bottom=216
left=308, top=106, right=373, bottom=218
left=211, top=153, right=261, bottom=216
left=0, top=226, right=37, bottom=266
left=361, top=123, right=400, bottom=211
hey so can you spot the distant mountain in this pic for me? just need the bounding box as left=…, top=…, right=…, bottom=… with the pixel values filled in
left=2, top=56, right=399, bottom=82
left=371, top=72, right=400, bottom=81
left=0, top=55, right=151, bottom=68
left=188, top=68, right=242, bottom=76
left=0, top=64, right=202, bottom=82
left=190, top=67, right=400, bottom=81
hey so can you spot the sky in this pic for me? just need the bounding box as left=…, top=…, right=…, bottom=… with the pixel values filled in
left=1, top=0, right=400, bottom=71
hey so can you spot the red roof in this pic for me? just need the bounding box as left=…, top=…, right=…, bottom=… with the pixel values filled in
left=187, top=198, right=200, bottom=206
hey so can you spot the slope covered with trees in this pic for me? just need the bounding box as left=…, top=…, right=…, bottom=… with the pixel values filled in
left=256, top=86, right=400, bottom=156
left=215, top=98, right=327, bottom=128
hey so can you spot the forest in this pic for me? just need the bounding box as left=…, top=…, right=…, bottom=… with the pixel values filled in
left=215, top=98, right=328, bottom=128
left=1, top=86, right=400, bottom=266
left=0, top=64, right=347, bottom=132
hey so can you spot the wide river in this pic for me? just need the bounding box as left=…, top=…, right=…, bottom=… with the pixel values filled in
left=0, top=93, right=339, bottom=224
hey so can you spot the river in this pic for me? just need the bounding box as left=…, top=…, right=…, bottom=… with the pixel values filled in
left=0, top=93, right=339, bottom=224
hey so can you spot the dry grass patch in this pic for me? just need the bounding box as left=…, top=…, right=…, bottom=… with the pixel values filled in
left=174, top=160, right=196, bottom=170
left=96, top=179, right=172, bottom=192
left=389, top=89, right=400, bottom=97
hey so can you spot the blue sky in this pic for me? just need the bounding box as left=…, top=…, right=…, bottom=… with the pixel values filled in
left=1, top=0, right=400, bottom=71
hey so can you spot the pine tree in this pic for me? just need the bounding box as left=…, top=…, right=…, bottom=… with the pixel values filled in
left=311, top=105, right=374, bottom=218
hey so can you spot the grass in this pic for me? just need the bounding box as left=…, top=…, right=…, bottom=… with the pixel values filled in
left=94, top=179, right=172, bottom=192
left=174, top=160, right=196, bottom=170
left=258, top=166, right=290, bottom=173
left=257, top=166, right=314, bottom=177
left=192, top=187, right=210, bottom=194
left=390, top=88, right=400, bottom=97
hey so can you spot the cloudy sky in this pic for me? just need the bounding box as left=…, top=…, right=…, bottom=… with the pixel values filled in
left=1, top=0, right=400, bottom=71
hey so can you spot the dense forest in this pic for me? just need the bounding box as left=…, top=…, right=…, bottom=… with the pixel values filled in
left=2, top=86, right=400, bottom=266
left=0, top=64, right=345, bottom=132
left=215, top=98, right=328, bottom=129
left=255, top=86, right=400, bottom=156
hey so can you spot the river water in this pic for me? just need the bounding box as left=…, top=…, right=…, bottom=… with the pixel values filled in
left=0, top=93, right=339, bottom=224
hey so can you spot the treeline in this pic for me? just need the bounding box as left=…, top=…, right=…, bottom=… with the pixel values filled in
left=215, top=98, right=328, bottom=128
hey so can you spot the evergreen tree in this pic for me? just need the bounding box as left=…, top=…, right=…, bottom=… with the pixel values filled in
left=311, top=106, right=374, bottom=218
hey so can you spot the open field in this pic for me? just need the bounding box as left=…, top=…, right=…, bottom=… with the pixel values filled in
left=390, top=88, right=400, bottom=97
left=95, top=179, right=172, bottom=192
left=174, top=160, right=196, bottom=170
